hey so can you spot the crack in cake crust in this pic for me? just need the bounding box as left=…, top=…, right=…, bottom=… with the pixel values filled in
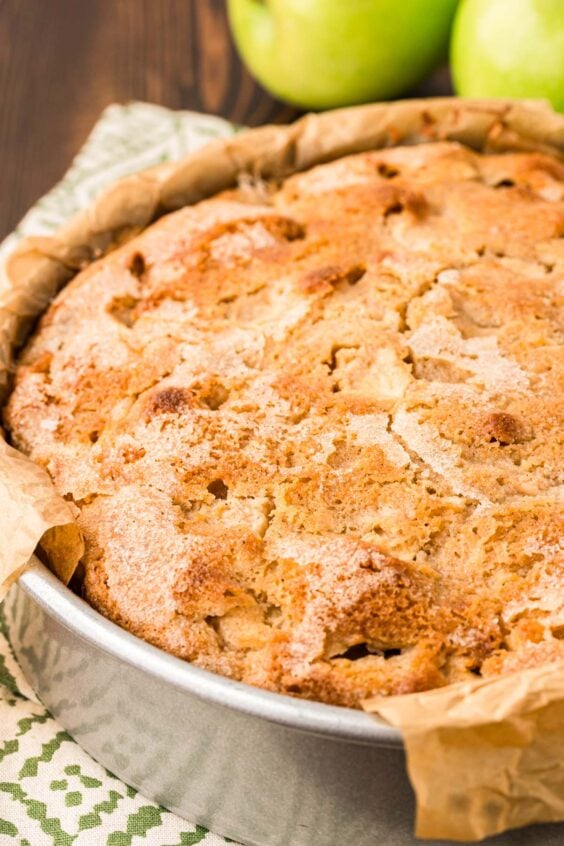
left=4, top=140, right=564, bottom=707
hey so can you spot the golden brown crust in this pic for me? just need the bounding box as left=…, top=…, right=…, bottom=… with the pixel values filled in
left=3, top=98, right=564, bottom=402
left=3, top=99, right=564, bottom=707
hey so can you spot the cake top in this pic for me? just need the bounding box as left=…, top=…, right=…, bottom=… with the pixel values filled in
left=5, top=139, right=564, bottom=707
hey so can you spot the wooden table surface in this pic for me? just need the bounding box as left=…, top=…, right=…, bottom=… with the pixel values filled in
left=0, top=0, right=452, bottom=240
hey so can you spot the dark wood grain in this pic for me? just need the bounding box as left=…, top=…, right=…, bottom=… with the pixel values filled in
left=0, top=0, right=452, bottom=240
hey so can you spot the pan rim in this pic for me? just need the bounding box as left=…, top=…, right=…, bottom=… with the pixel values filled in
left=16, top=557, right=403, bottom=747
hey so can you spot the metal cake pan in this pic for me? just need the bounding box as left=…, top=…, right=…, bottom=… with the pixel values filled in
left=5, top=557, right=564, bottom=846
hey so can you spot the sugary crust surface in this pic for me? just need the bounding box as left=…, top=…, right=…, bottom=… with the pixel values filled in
left=5, top=140, right=564, bottom=707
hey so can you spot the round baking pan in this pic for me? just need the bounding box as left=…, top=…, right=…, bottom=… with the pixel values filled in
left=6, top=558, right=564, bottom=846
left=4, top=98, right=564, bottom=846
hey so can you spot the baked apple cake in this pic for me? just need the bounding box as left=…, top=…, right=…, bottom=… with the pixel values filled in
left=5, top=105, right=564, bottom=708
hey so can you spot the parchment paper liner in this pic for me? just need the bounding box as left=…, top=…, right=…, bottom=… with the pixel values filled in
left=1, top=98, right=563, bottom=842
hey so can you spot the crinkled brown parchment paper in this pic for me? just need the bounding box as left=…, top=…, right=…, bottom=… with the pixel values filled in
left=0, top=436, right=82, bottom=592
left=364, top=663, right=564, bottom=841
left=1, top=98, right=563, bottom=842
left=0, top=250, right=84, bottom=595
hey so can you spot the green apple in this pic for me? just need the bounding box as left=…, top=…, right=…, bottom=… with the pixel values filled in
left=227, top=0, right=459, bottom=110
left=451, top=0, right=564, bottom=111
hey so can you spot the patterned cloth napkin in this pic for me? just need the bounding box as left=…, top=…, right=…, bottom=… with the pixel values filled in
left=0, top=103, right=241, bottom=846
